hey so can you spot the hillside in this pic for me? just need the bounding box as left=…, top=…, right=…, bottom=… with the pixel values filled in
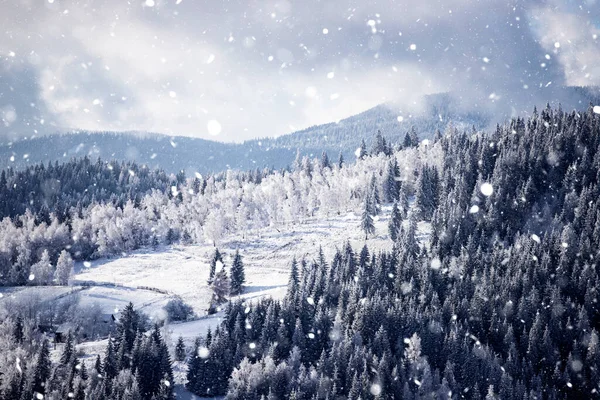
left=0, top=92, right=491, bottom=174
left=3, top=87, right=598, bottom=175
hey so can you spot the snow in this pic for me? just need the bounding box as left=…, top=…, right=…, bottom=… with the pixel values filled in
left=370, top=383, right=382, bottom=396
left=410, top=44, right=417, bottom=51
left=73, top=205, right=429, bottom=317
left=480, top=182, right=493, bottom=196
left=207, top=120, right=222, bottom=136
left=593, top=105, right=600, bottom=114
left=305, top=86, right=317, bottom=98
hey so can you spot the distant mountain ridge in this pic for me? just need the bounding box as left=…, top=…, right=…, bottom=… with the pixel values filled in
left=1, top=88, right=598, bottom=174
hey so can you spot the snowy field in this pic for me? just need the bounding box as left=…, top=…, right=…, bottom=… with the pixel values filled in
left=72, top=205, right=421, bottom=317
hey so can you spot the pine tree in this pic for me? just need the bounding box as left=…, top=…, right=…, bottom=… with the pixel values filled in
left=320, top=151, right=331, bottom=169
left=60, top=331, right=75, bottom=365
left=383, top=160, right=400, bottom=203
left=388, top=202, right=402, bottom=241
left=103, top=336, right=118, bottom=381
left=357, top=139, right=368, bottom=160
left=371, top=130, right=386, bottom=155
left=13, top=315, right=24, bottom=344
left=288, top=257, right=300, bottom=300
left=414, top=165, right=439, bottom=221
left=337, top=151, right=344, bottom=169
left=210, top=268, right=230, bottom=307
left=115, top=302, right=140, bottom=356
left=208, top=248, right=223, bottom=284
left=32, top=339, right=52, bottom=396
left=175, top=336, right=186, bottom=361
left=94, top=355, right=103, bottom=375
left=230, top=250, right=246, bottom=296
left=367, top=174, right=380, bottom=215
left=361, top=198, right=375, bottom=240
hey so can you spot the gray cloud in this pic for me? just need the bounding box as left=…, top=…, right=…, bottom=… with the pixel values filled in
left=0, top=0, right=599, bottom=142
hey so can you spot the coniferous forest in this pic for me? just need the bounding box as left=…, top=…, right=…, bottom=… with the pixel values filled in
left=0, top=105, right=599, bottom=399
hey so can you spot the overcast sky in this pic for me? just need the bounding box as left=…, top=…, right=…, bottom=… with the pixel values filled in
left=0, top=0, right=599, bottom=142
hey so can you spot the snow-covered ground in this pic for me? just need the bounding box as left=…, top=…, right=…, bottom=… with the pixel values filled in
left=72, top=206, right=412, bottom=317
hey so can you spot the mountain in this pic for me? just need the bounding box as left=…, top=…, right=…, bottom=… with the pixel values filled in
left=1, top=87, right=598, bottom=174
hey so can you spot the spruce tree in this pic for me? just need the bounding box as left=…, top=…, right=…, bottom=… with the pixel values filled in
left=13, top=315, right=24, bottom=344
left=60, top=331, right=75, bottom=365
left=368, top=174, right=381, bottom=215
left=32, top=339, right=52, bottom=396
left=388, top=202, right=402, bottom=241
left=320, top=151, right=331, bottom=169
left=383, top=160, right=400, bottom=203
left=208, top=248, right=223, bottom=284
left=361, top=198, right=375, bottom=240
left=230, top=250, right=246, bottom=296
left=210, top=268, right=230, bottom=307
left=287, top=257, right=300, bottom=300
left=175, top=336, right=186, bottom=361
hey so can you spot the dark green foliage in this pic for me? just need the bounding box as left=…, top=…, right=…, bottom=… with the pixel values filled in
left=175, top=336, right=186, bottom=362
left=388, top=201, right=402, bottom=241
left=164, top=297, right=194, bottom=322
left=230, top=250, right=245, bottom=296
left=360, top=197, right=375, bottom=239
left=12, top=316, right=24, bottom=344
left=186, top=106, right=600, bottom=400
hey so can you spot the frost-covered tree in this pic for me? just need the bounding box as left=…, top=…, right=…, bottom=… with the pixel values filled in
left=210, top=268, right=231, bottom=308
left=30, top=249, right=53, bottom=286
left=54, top=250, right=74, bottom=286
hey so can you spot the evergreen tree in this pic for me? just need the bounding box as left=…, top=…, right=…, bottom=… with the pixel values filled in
left=357, top=139, right=368, bottom=160
left=208, top=248, right=223, bottom=284
left=210, top=267, right=231, bottom=307
left=32, top=339, right=52, bottom=396
left=175, top=336, right=186, bottom=361
left=414, top=165, right=439, bottom=221
left=367, top=174, right=381, bottom=215
left=320, top=151, right=331, bottom=169
left=371, top=130, right=387, bottom=155
left=361, top=198, right=375, bottom=240
left=383, top=160, right=400, bottom=203
left=287, top=257, right=300, bottom=300
left=388, top=202, right=402, bottom=241
left=230, top=250, right=246, bottom=296
left=13, top=316, right=24, bottom=344
left=60, top=331, right=75, bottom=365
